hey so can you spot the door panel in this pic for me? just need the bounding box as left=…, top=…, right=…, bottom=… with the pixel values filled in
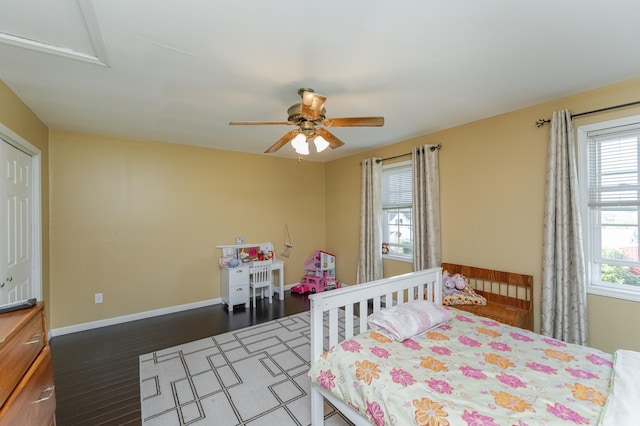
left=1, top=141, right=32, bottom=304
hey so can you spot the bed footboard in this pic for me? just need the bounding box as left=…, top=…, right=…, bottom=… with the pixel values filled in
left=308, top=267, right=442, bottom=425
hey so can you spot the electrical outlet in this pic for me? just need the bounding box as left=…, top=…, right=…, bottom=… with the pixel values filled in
left=95, top=293, right=103, bottom=304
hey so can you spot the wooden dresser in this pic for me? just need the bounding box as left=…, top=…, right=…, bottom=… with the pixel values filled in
left=0, top=302, right=56, bottom=425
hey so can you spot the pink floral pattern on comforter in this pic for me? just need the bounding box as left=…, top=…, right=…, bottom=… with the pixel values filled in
left=308, top=308, right=612, bottom=426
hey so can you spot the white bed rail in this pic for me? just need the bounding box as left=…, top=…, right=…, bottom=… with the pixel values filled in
left=308, top=267, right=442, bottom=425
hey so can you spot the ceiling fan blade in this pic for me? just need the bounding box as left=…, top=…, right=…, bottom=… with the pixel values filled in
left=315, top=128, right=345, bottom=149
left=265, top=129, right=301, bottom=153
left=229, top=121, right=293, bottom=126
left=322, top=117, right=385, bottom=127
left=301, top=91, right=327, bottom=120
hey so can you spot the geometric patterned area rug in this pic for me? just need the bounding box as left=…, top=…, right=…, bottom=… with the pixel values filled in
left=139, top=311, right=354, bottom=425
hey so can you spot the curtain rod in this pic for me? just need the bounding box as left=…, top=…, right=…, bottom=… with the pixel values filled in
left=535, top=100, right=640, bottom=127
left=375, top=144, right=442, bottom=163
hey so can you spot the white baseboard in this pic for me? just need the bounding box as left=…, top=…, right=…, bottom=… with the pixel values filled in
left=50, top=298, right=223, bottom=338
left=49, top=284, right=303, bottom=339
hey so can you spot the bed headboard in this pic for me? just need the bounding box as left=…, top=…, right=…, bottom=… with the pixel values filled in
left=441, top=263, right=533, bottom=311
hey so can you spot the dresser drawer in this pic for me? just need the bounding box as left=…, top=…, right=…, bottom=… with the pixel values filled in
left=0, top=346, right=56, bottom=426
left=0, top=308, right=45, bottom=408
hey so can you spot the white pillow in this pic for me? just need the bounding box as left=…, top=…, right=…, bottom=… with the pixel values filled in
left=367, top=300, right=452, bottom=341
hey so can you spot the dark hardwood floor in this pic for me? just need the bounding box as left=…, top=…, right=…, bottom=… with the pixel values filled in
left=50, top=292, right=311, bottom=426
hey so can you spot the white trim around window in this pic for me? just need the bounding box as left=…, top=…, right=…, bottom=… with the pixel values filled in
left=381, top=160, right=413, bottom=262
left=578, top=114, right=640, bottom=302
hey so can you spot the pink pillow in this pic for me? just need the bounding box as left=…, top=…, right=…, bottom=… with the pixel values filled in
left=367, top=300, right=452, bottom=341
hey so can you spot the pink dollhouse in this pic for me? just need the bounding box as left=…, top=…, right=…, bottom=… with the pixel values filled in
left=291, top=250, right=339, bottom=294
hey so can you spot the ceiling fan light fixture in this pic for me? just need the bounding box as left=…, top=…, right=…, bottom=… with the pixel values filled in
left=291, top=133, right=309, bottom=155
left=291, top=133, right=306, bottom=151
left=295, top=142, right=309, bottom=155
left=313, top=135, right=329, bottom=152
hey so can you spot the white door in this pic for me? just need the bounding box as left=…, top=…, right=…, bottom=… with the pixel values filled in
left=0, top=140, right=33, bottom=304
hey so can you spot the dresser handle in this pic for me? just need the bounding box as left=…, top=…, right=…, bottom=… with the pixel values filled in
left=25, top=333, right=43, bottom=345
left=34, top=386, right=55, bottom=403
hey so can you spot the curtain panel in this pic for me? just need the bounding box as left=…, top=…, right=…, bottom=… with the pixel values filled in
left=541, top=109, right=588, bottom=345
left=357, top=158, right=383, bottom=284
left=412, top=145, right=441, bottom=271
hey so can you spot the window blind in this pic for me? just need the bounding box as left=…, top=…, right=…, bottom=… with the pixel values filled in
left=382, top=165, right=412, bottom=208
left=588, top=127, right=640, bottom=207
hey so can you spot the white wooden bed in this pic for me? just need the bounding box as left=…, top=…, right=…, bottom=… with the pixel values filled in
left=308, top=268, right=442, bottom=426
left=307, top=266, right=624, bottom=426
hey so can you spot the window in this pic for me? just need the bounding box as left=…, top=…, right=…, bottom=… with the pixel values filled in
left=578, top=115, right=640, bottom=302
left=382, top=161, right=413, bottom=261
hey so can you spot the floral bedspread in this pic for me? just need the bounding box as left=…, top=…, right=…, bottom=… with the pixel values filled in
left=308, top=308, right=612, bottom=426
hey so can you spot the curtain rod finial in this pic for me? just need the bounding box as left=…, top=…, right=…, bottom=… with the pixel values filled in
left=535, top=119, right=550, bottom=127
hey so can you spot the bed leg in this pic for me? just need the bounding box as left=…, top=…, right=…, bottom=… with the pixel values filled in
left=310, top=386, right=324, bottom=426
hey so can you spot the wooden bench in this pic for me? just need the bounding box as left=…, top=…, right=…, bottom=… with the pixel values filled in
left=441, top=263, right=534, bottom=331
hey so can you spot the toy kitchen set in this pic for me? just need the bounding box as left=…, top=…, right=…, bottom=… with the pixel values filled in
left=217, top=241, right=284, bottom=312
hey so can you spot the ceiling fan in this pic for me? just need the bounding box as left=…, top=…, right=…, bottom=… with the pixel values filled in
left=229, top=88, right=384, bottom=155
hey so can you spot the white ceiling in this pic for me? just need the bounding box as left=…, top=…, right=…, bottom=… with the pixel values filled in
left=2, top=1, right=640, bottom=162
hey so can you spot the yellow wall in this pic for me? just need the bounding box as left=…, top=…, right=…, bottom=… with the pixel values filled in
left=48, top=130, right=325, bottom=328
left=3, top=74, right=640, bottom=353
left=0, top=81, right=50, bottom=319
left=326, top=76, right=640, bottom=353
